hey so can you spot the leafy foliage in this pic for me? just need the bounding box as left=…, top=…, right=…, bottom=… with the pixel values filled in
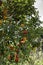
left=0, top=0, right=42, bottom=65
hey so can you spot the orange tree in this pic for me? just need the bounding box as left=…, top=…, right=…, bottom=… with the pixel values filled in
left=0, top=0, right=42, bottom=65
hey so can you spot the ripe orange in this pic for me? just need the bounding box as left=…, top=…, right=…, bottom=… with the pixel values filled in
left=15, top=53, right=19, bottom=62
left=22, top=30, right=28, bottom=34
left=7, top=54, right=11, bottom=60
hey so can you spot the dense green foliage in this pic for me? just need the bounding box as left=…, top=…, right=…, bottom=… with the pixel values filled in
left=0, top=0, right=42, bottom=65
